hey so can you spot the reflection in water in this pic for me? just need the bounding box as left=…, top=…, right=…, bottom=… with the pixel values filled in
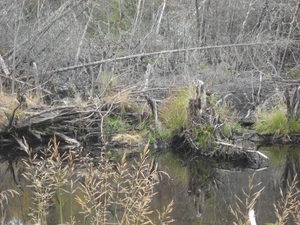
left=187, top=159, right=219, bottom=219
left=1, top=145, right=300, bottom=224
left=155, top=147, right=289, bottom=224
left=278, top=146, right=300, bottom=190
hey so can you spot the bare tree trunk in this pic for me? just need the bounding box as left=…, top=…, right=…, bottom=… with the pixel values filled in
left=156, top=0, right=167, bottom=35
left=88, top=49, right=94, bottom=99
left=238, top=0, right=255, bottom=42
left=0, top=55, right=9, bottom=76
left=195, top=0, right=200, bottom=44
left=75, top=7, right=93, bottom=66
left=133, top=0, right=143, bottom=35
left=200, top=0, right=210, bottom=46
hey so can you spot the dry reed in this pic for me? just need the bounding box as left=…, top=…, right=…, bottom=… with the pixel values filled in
left=274, top=175, right=300, bottom=225
left=231, top=173, right=300, bottom=225
left=230, top=173, right=265, bottom=225
left=21, top=137, right=173, bottom=225
left=0, top=189, right=19, bottom=225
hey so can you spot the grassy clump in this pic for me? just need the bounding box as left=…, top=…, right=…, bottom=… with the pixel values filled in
left=159, top=86, right=194, bottom=134
left=21, top=137, right=174, bottom=225
left=194, top=126, right=215, bottom=148
left=256, top=107, right=288, bottom=135
left=104, top=116, right=131, bottom=133
left=221, top=122, right=244, bottom=139
left=254, top=107, right=300, bottom=136
left=157, top=127, right=173, bottom=140
left=288, top=117, right=300, bottom=133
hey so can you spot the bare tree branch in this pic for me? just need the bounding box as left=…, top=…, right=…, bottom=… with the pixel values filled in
left=47, top=41, right=275, bottom=74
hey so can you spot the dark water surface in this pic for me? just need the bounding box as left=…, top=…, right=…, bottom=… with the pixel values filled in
left=0, top=145, right=296, bottom=224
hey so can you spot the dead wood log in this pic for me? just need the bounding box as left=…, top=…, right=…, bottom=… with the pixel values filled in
left=144, top=95, right=161, bottom=130
left=214, top=141, right=268, bottom=159
left=53, top=131, right=81, bottom=147
left=188, top=80, right=216, bottom=126
left=29, top=129, right=44, bottom=142
left=12, top=134, right=29, bottom=152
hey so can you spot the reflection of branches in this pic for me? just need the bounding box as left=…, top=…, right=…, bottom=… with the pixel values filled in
left=281, top=153, right=300, bottom=191
left=187, top=159, right=218, bottom=218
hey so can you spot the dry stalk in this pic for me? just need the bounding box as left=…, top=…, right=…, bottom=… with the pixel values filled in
left=0, top=189, right=19, bottom=225
left=76, top=142, right=173, bottom=225
left=230, top=173, right=265, bottom=225
left=156, top=200, right=175, bottom=225
left=274, top=175, right=300, bottom=225
left=21, top=136, right=173, bottom=224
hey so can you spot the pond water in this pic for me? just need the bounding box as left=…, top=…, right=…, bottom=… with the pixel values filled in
left=0, top=145, right=298, bottom=225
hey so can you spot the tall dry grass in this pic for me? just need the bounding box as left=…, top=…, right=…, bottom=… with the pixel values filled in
left=230, top=173, right=265, bottom=225
left=274, top=175, right=300, bottom=225
left=231, top=173, right=300, bottom=225
left=21, top=137, right=174, bottom=225
left=0, top=189, right=19, bottom=225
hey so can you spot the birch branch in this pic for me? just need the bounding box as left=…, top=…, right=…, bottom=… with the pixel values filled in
left=156, top=0, right=167, bottom=34
left=75, top=8, right=93, bottom=65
